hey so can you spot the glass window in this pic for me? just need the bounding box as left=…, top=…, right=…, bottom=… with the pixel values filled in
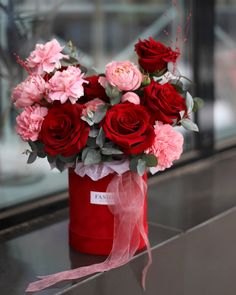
left=214, top=0, right=236, bottom=142
left=0, top=0, right=194, bottom=210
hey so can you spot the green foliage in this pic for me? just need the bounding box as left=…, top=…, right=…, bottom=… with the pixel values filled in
left=105, top=83, right=122, bottom=105
left=96, top=127, right=106, bottom=148
left=192, top=97, right=204, bottom=112
left=180, top=118, right=199, bottom=132
left=82, top=148, right=102, bottom=165
left=129, top=153, right=158, bottom=175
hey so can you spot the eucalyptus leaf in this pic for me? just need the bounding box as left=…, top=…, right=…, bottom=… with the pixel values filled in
left=105, top=83, right=122, bottom=105
left=93, top=108, right=107, bottom=124
left=47, top=155, right=55, bottom=164
left=129, top=157, right=139, bottom=172
left=89, top=128, right=99, bottom=138
left=110, top=95, right=122, bottom=106
left=58, top=154, right=76, bottom=163
left=55, top=158, right=66, bottom=172
left=84, top=149, right=102, bottom=165
left=96, top=128, right=105, bottom=148
left=37, top=151, right=47, bottom=158
left=27, top=152, right=37, bottom=164
left=87, top=110, right=94, bottom=119
left=87, top=137, right=98, bottom=148
left=35, top=141, right=45, bottom=151
left=192, top=97, right=204, bottom=112
left=101, top=147, right=123, bottom=155
left=185, top=92, right=194, bottom=113
left=179, top=110, right=185, bottom=119
left=181, top=118, right=199, bottom=132
left=61, top=56, right=79, bottom=66
left=142, top=154, right=158, bottom=167
left=81, top=147, right=91, bottom=162
left=152, top=67, right=167, bottom=77
left=137, top=159, right=147, bottom=176
left=81, top=115, right=94, bottom=126
left=28, top=141, right=37, bottom=152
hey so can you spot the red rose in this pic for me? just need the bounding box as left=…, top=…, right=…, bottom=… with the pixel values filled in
left=81, top=75, right=109, bottom=103
left=39, top=103, right=89, bottom=157
left=102, top=103, right=155, bottom=155
left=134, top=37, right=179, bottom=73
left=142, top=81, right=187, bottom=125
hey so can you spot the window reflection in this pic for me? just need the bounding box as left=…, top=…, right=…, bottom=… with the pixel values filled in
left=215, top=0, right=236, bottom=141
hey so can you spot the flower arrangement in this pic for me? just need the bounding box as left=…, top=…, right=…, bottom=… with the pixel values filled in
left=12, top=37, right=203, bottom=293
left=12, top=38, right=201, bottom=175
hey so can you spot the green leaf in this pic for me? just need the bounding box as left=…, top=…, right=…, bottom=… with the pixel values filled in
left=87, top=137, right=98, bottom=148
left=58, top=154, right=76, bottom=163
left=81, top=147, right=91, bottom=162
left=101, top=147, right=123, bottom=155
left=96, top=127, right=105, bottom=148
left=55, top=158, right=66, bottom=172
left=81, top=115, right=94, bottom=126
left=137, top=159, right=146, bottom=176
left=84, top=149, right=102, bottom=165
left=37, top=151, right=47, bottom=158
left=47, top=155, right=55, bottom=164
left=61, top=56, right=79, bottom=66
left=27, top=152, right=37, bottom=164
left=185, top=92, right=194, bottom=113
left=93, top=108, right=107, bottom=124
left=151, top=67, right=167, bottom=77
left=105, top=83, right=122, bottom=105
left=129, top=157, right=139, bottom=172
left=110, top=95, right=122, bottom=106
left=192, top=97, right=204, bottom=112
left=142, top=154, right=158, bottom=167
left=179, top=110, right=185, bottom=119
left=181, top=118, right=199, bottom=132
left=28, top=141, right=37, bottom=152
left=89, top=128, right=99, bottom=138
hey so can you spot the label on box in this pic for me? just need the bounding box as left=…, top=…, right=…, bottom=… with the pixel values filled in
left=90, top=191, right=115, bottom=205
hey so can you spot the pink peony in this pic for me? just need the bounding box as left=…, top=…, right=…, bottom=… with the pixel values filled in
left=47, top=66, right=88, bottom=104
left=12, top=75, right=46, bottom=108
left=121, top=92, right=140, bottom=105
left=27, top=39, right=68, bottom=75
left=146, top=121, right=184, bottom=173
left=105, top=60, right=142, bottom=91
left=16, top=105, right=48, bottom=141
left=82, top=98, right=105, bottom=116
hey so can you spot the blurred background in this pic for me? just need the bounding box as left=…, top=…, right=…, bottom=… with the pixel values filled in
left=0, top=0, right=236, bottom=212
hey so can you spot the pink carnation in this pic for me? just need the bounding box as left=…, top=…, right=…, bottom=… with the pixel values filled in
left=12, top=75, right=46, bottom=108
left=16, top=105, right=48, bottom=141
left=47, top=66, right=88, bottom=104
left=121, top=92, right=140, bottom=105
left=146, top=121, right=184, bottom=173
left=27, top=39, right=68, bottom=75
left=105, top=61, right=142, bottom=91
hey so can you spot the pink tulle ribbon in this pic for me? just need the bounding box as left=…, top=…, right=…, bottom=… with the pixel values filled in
left=26, top=171, right=152, bottom=293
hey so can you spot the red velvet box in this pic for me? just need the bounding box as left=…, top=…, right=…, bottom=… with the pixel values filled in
left=68, top=169, right=148, bottom=255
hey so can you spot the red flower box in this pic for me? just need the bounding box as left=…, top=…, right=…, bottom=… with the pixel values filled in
left=68, top=169, right=148, bottom=255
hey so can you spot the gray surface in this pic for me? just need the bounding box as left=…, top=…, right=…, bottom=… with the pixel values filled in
left=148, top=150, right=236, bottom=230
left=0, top=221, right=180, bottom=295
left=58, top=207, right=236, bottom=295
left=184, top=207, right=236, bottom=295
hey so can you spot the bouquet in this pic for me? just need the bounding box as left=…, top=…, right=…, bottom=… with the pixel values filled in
left=12, top=37, right=201, bottom=293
